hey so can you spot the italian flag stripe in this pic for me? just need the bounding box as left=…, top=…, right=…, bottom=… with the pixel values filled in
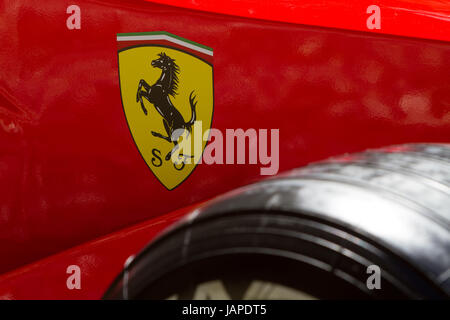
left=117, top=31, right=213, bottom=56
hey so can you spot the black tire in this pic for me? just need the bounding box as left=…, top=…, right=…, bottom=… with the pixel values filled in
left=104, top=143, right=450, bottom=299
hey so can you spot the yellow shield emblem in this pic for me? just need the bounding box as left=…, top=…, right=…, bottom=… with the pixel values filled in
left=117, top=32, right=213, bottom=190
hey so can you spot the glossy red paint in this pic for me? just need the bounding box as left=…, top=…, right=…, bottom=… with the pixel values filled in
left=0, top=0, right=449, bottom=298
left=149, top=0, right=450, bottom=42
left=0, top=204, right=191, bottom=299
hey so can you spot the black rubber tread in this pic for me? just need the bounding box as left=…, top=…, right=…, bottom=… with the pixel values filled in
left=288, top=162, right=450, bottom=227
left=104, top=143, right=450, bottom=299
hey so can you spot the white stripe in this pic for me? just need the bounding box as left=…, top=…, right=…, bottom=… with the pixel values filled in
left=117, top=34, right=213, bottom=56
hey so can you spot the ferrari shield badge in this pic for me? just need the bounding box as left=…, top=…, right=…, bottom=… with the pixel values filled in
left=117, top=32, right=213, bottom=190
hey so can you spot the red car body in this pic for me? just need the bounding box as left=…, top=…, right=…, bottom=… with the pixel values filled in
left=0, top=0, right=449, bottom=299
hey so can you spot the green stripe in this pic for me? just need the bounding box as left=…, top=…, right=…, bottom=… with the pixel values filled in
left=117, top=31, right=213, bottom=52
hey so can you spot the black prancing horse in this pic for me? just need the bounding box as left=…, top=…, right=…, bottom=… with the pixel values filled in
left=136, top=52, right=197, bottom=161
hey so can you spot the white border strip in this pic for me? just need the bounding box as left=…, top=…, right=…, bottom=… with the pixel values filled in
left=117, top=34, right=213, bottom=56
